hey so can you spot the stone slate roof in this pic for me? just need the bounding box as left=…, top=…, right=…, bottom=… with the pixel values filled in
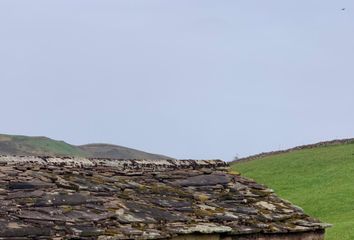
left=0, top=156, right=330, bottom=239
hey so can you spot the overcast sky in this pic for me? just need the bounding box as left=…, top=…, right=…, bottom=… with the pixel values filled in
left=1, top=1, right=353, bottom=160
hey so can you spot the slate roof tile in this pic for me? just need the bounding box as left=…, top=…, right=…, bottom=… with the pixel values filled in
left=0, top=156, right=330, bottom=239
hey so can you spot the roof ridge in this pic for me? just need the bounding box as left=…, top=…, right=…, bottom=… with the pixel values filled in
left=0, top=155, right=229, bottom=171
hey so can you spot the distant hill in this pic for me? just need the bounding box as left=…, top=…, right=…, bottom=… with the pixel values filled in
left=78, top=143, right=172, bottom=160
left=231, top=139, right=354, bottom=240
left=0, top=134, right=173, bottom=159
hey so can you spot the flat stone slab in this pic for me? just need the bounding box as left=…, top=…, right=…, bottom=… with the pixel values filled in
left=172, top=174, right=231, bottom=186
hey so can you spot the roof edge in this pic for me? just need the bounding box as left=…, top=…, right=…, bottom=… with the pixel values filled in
left=0, top=155, right=229, bottom=171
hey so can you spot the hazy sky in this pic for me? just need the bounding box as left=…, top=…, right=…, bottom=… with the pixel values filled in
left=1, top=1, right=353, bottom=160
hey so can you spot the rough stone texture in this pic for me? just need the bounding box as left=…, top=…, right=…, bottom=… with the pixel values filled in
left=0, top=156, right=330, bottom=239
left=171, top=230, right=325, bottom=240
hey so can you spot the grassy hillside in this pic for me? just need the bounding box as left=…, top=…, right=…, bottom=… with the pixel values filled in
left=78, top=143, right=173, bottom=160
left=231, top=142, right=354, bottom=240
left=0, top=134, right=87, bottom=157
left=0, top=134, right=173, bottom=159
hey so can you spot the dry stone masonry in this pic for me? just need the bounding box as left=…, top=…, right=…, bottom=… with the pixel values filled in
left=0, top=156, right=330, bottom=239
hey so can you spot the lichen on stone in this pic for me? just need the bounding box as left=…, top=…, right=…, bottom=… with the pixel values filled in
left=0, top=156, right=329, bottom=239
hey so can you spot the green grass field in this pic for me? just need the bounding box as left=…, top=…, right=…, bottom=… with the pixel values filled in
left=231, top=143, right=354, bottom=240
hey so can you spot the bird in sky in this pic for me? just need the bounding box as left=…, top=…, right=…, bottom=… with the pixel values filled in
left=342, top=8, right=346, bottom=11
